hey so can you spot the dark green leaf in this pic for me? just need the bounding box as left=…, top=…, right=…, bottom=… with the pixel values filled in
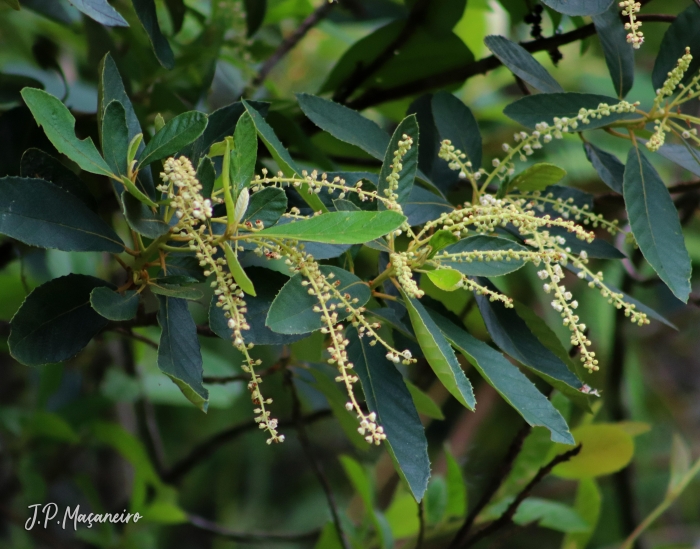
left=122, top=192, right=169, bottom=238
left=403, top=294, right=475, bottom=410
left=67, top=0, right=128, bottom=26
left=156, top=295, right=208, bottom=411
left=98, top=54, right=142, bottom=147
left=21, top=0, right=73, bottom=24
left=256, top=211, right=406, bottom=244
left=196, top=157, right=215, bottom=199
left=652, top=4, right=700, bottom=92
left=101, top=100, right=129, bottom=177
left=333, top=198, right=361, bottom=212
left=244, top=188, right=287, bottom=228
left=402, top=186, right=453, bottom=226
left=164, top=255, right=207, bottom=282
left=9, top=274, right=111, bottom=366
left=21, top=88, right=114, bottom=177
left=0, top=73, right=43, bottom=103
left=430, top=311, right=574, bottom=444
left=378, top=115, right=419, bottom=209
left=432, top=91, right=483, bottom=169
left=20, top=148, right=97, bottom=209
left=138, top=111, right=208, bottom=168
left=231, top=111, right=257, bottom=197
left=584, top=143, right=624, bottom=193
left=90, top=287, right=139, bottom=321
left=266, top=266, right=370, bottom=335
left=0, top=176, right=124, bottom=252
left=435, top=235, right=529, bottom=277
left=624, top=147, right=691, bottom=302
left=504, top=93, right=634, bottom=130
left=243, top=0, right=266, bottom=36
left=132, top=0, right=175, bottom=69
left=347, top=327, right=430, bottom=502
left=653, top=142, right=700, bottom=177
left=210, top=268, right=305, bottom=345
left=484, top=35, right=563, bottom=93
left=592, top=2, right=634, bottom=98
left=164, top=0, right=185, bottom=32
left=540, top=0, right=613, bottom=16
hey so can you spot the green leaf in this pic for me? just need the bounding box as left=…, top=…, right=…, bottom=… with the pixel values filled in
left=653, top=141, right=700, bottom=178
left=156, top=295, right=208, bottom=411
left=403, top=186, right=453, bottom=226
left=584, top=143, right=624, bottom=193
left=224, top=243, right=256, bottom=296
left=339, top=455, right=373, bottom=508
left=121, top=175, right=157, bottom=207
left=425, top=477, right=447, bottom=525
left=266, top=266, right=370, bottom=335
left=0, top=177, right=124, bottom=252
left=550, top=424, right=634, bottom=479
left=26, top=411, right=79, bottom=443
left=431, top=91, right=482, bottom=170
left=21, top=88, right=115, bottom=178
left=132, top=0, right=175, bottom=69
left=20, top=148, right=97, bottom=209
left=210, top=268, right=305, bottom=345
left=624, top=146, right=691, bottom=303
left=484, top=35, right=563, bottom=93
left=243, top=0, right=266, bottom=36
left=540, top=0, right=613, bottom=16
left=138, top=111, right=208, bottom=168
left=9, top=274, right=111, bottom=366
left=426, top=269, right=463, bottom=291
left=429, top=311, right=574, bottom=444
left=435, top=235, right=529, bottom=277
left=428, top=230, right=459, bottom=257
left=444, top=447, right=467, bottom=518
left=562, top=478, right=602, bottom=549
left=592, top=2, right=634, bottom=98
left=67, top=0, right=128, bottom=26
left=510, top=163, right=566, bottom=192
left=405, top=379, right=444, bottom=420
left=668, top=434, right=691, bottom=493
left=1, top=0, right=20, bottom=10
left=101, top=101, right=129, bottom=177
left=150, top=281, right=203, bottom=301
left=652, top=4, right=700, bottom=92
left=378, top=115, right=419, bottom=209
left=98, top=54, right=142, bottom=150
left=122, top=192, right=169, bottom=238
left=90, top=288, right=139, bottom=321
left=242, top=99, right=327, bottom=213
left=196, top=156, right=215, bottom=199
left=231, top=111, right=257, bottom=196
left=21, top=0, right=73, bottom=23
left=503, top=92, right=634, bottom=131
left=244, top=187, right=287, bottom=227
left=256, top=211, right=406, bottom=244
left=403, top=294, right=475, bottom=410
left=0, top=73, right=43, bottom=102
left=513, top=498, right=590, bottom=533
left=385, top=494, right=420, bottom=539
left=348, top=327, right=431, bottom=502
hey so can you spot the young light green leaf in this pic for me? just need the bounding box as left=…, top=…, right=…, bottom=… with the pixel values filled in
left=432, top=91, right=482, bottom=169
left=138, top=111, right=208, bottom=168
left=0, top=177, right=124, bottom=253
left=562, top=478, right=602, bottom=549
left=444, top=447, right=467, bottom=519
left=428, top=230, right=458, bottom=257
left=378, top=115, right=419, bottom=209
left=266, top=266, right=370, bottom=334
left=509, top=163, right=566, bottom=192
left=592, top=2, right=635, bottom=98
left=256, top=211, right=406, bottom=244
left=90, top=288, right=140, bottom=321
left=156, top=295, right=208, bottom=411
left=435, top=235, right=529, bottom=277
left=9, top=274, right=112, bottom=366
left=150, top=282, right=203, bottom=301
left=513, top=498, right=590, bottom=533
left=403, top=294, right=475, bottom=410
left=67, top=0, right=128, bottom=26
left=224, top=243, right=256, bottom=296
left=668, top=434, right=691, bottom=493
left=485, top=35, right=563, bottom=93
left=404, top=380, right=445, bottom=420
left=504, top=92, right=633, bottom=130
left=127, top=133, right=144, bottom=169
left=347, top=327, right=431, bottom=502
left=624, top=146, right=691, bottom=302
left=242, top=99, right=327, bottom=213
left=584, top=142, right=624, bottom=193
left=21, top=88, right=115, bottom=177
left=540, top=0, right=613, bottom=16
left=426, top=269, right=462, bottom=291
left=233, top=187, right=250, bottom=225
left=132, top=0, right=175, bottom=69
left=243, top=187, right=287, bottom=227
left=429, top=311, right=574, bottom=444
left=121, top=176, right=157, bottom=208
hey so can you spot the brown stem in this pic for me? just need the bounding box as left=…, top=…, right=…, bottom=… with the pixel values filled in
left=187, top=513, right=320, bottom=544
left=203, top=362, right=283, bottom=384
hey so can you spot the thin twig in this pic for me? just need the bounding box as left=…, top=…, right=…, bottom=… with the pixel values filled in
left=110, top=327, right=159, bottom=349
left=187, top=513, right=321, bottom=544
left=288, top=372, right=351, bottom=549
left=416, top=500, right=426, bottom=549
left=162, top=409, right=332, bottom=483
left=461, top=444, right=583, bottom=549
left=203, top=364, right=282, bottom=385
left=248, top=0, right=338, bottom=91
left=448, top=423, right=531, bottom=549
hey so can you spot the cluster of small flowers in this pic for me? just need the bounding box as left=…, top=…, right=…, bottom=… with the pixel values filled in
left=435, top=246, right=559, bottom=266
left=656, top=47, right=693, bottom=100
left=619, top=0, right=643, bottom=49
left=647, top=119, right=670, bottom=152
left=159, top=157, right=213, bottom=221
left=517, top=194, right=620, bottom=235
left=464, top=276, right=514, bottom=307
left=438, top=141, right=484, bottom=183
left=391, top=252, right=424, bottom=298
left=383, top=134, right=413, bottom=212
